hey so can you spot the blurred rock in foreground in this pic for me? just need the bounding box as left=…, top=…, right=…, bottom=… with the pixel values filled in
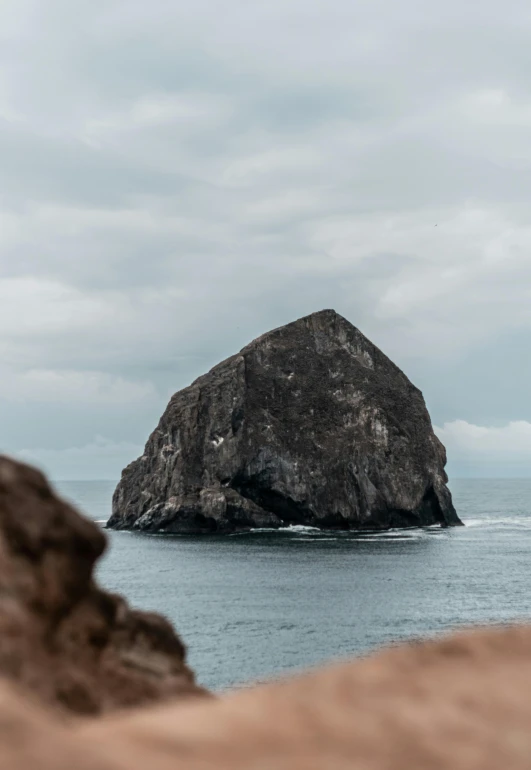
left=3, top=625, right=531, bottom=769
left=0, top=455, right=205, bottom=715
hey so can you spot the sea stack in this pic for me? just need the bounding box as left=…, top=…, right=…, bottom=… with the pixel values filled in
left=108, top=310, right=461, bottom=533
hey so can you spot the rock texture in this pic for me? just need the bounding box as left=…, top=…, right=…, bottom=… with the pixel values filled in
left=81, top=625, right=531, bottom=770
left=6, top=624, right=531, bottom=770
left=0, top=455, right=205, bottom=715
left=109, top=309, right=461, bottom=533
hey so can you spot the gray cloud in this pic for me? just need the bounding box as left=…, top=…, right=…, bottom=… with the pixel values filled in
left=1, top=0, right=531, bottom=478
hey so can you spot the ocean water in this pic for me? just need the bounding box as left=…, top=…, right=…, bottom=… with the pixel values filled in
left=56, top=479, right=531, bottom=692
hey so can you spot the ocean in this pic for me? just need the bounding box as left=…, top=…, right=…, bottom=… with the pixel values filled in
left=56, top=479, right=531, bottom=692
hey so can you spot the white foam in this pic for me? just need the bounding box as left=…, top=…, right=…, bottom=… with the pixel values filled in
left=242, top=524, right=323, bottom=536
left=464, top=516, right=531, bottom=529
left=232, top=527, right=278, bottom=535
left=286, top=524, right=321, bottom=533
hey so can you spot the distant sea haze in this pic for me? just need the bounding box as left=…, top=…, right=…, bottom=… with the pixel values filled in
left=57, top=478, right=531, bottom=691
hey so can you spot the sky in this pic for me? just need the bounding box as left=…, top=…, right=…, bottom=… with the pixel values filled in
left=1, top=0, right=530, bottom=480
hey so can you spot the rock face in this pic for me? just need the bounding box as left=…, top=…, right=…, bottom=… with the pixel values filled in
left=0, top=456, right=206, bottom=715
left=109, top=309, right=461, bottom=534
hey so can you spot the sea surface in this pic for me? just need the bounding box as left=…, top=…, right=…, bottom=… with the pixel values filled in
left=56, top=479, right=531, bottom=692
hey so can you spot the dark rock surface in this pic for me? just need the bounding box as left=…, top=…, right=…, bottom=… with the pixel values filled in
left=0, top=455, right=206, bottom=715
left=109, top=309, right=461, bottom=534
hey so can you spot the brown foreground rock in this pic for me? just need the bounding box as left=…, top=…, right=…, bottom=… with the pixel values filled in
left=84, top=625, right=531, bottom=770
left=0, top=455, right=205, bottom=715
left=2, top=453, right=531, bottom=769
left=3, top=625, right=531, bottom=770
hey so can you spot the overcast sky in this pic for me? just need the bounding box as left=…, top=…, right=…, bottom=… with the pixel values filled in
left=1, top=0, right=530, bottom=480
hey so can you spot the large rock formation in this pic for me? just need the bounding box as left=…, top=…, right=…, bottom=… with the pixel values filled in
left=109, top=309, right=461, bottom=534
left=0, top=456, right=206, bottom=715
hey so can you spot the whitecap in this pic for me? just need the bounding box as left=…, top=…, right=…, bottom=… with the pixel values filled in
left=464, top=517, right=531, bottom=529
left=285, top=524, right=321, bottom=533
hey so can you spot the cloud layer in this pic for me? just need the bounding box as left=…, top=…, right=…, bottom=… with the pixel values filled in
left=1, top=0, right=530, bottom=477
left=16, top=437, right=143, bottom=481
left=437, top=421, right=531, bottom=477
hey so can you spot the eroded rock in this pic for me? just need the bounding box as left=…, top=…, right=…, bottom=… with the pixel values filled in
left=109, top=309, right=461, bottom=533
left=0, top=456, right=205, bottom=715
